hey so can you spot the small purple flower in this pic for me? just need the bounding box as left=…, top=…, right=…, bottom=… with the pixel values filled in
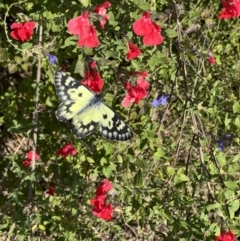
left=216, top=134, right=231, bottom=151
left=47, top=54, right=58, bottom=64
left=216, top=140, right=225, bottom=151
left=152, top=94, right=169, bottom=108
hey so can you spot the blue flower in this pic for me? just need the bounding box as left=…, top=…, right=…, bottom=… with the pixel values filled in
left=216, top=134, right=231, bottom=151
left=225, top=134, right=231, bottom=139
left=47, top=54, right=58, bottom=64
left=152, top=94, right=169, bottom=108
left=216, top=140, right=225, bottom=151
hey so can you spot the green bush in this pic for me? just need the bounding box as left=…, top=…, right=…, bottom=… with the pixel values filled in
left=0, top=0, right=239, bottom=240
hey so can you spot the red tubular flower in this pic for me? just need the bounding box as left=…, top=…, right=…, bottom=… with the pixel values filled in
left=10, top=21, right=35, bottom=42
left=89, top=61, right=96, bottom=68
left=90, top=179, right=113, bottom=221
left=22, top=150, right=39, bottom=167
left=22, top=159, right=31, bottom=166
left=207, top=56, right=216, bottom=64
left=68, top=12, right=90, bottom=36
left=95, top=178, right=112, bottom=199
left=214, top=230, right=235, bottom=241
left=77, top=25, right=100, bottom=48
left=121, top=85, right=147, bottom=107
left=127, top=42, right=141, bottom=60
left=68, top=12, right=100, bottom=48
left=133, top=12, right=164, bottom=46
left=94, top=1, right=111, bottom=29
left=82, top=71, right=103, bottom=92
left=142, top=22, right=164, bottom=46
left=133, top=12, right=154, bottom=36
left=82, top=61, right=104, bottom=92
left=136, top=75, right=150, bottom=89
left=92, top=203, right=113, bottom=220
left=90, top=196, right=105, bottom=208
left=26, top=150, right=39, bottom=160
left=90, top=198, right=113, bottom=220
left=122, top=73, right=150, bottom=108
left=46, top=183, right=55, bottom=196
left=56, top=142, right=77, bottom=158
left=219, top=0, right=240, bottom=19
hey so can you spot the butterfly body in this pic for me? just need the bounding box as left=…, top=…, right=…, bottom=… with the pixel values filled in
left=54, top=71, right=133, bottom=141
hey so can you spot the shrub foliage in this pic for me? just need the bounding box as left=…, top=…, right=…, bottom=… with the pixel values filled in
left=0, top=0, right=240, bottom=240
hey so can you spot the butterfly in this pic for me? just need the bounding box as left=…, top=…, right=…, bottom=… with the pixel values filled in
left=54, top=71, right=133, bottom=141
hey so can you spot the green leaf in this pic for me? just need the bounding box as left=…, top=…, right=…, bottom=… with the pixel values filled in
left=62, top=36, right=77, bottom=48
left=8, top=63, right=18, bottom=74
left=174, top=173, right=189, bottom=184
left=108, top=20, right=118, bottom=27
left=224, top=189, right=234, bottom=199
left=0, top=216, right=9, bottom=230
left=80, top=0, right=89, bottom=7
left=229, top=200, right=239, bottom=219
left=0, top=47, right=7, bottom=61
left=71, top=208, right=77, bottom=216
left=104, top=50, right=119, bottom=59
left=153, top=148, right=165, bottom=161
left=137, top=159, right=147, bottom=169
left=45, top=96, right=54, bottom=107
left=165, top=29, right=178, bottom=38
left=116, top=154, right=123, bottom=163
left=133, top=0, right=150, bottom=10
left=108, top=11, right=114, bottom=21
left=208, top=223, right=220, bottom=233
left=232, top=153, right=240, bottom=163
left=102, top=167, right=111, bottom=178
left=86, top=157, right=95, bottom=163
left=134, top=169, right=143, bottom=187
left=178, top=174, right=189, bottom=182
left=216, top=152, right=226, bottom=166
left=39, top=224, right=46, bottom=231
left=233, top=101, right=240, bottom=113
left=21, top=42, right=33, bottom=49
left=131, top=59, right=141, bottom=69
left=32, top=224, right=38, bottom=231
left=166, top=166, right=175, bottom=176
left=206, top=203, right=221, bottom=211
left=224, top=113, right=231, bottom=127
left=224, top=181, right=238, bottom=190
left=22, top=62, right=29, bottom=72
left=229, top=200, right=239, bottom=212
left=148, top=52, right=166, bottom=71
left=52, top=216, right=61, bottom=221
left=234, top=116, right=240, bottom=129
left=74, top=58, right=85, bottom=78
left=53, top=16, right=64, bottom=25
left=43, top=11, right=53, bottom=20
left=52, top=22, right=62, bottom=32
left=100, top=157, right=107, bottom=166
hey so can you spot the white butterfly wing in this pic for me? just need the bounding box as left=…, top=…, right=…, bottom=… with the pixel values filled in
left=54, top=71, right=133, bottom=141
left=54, top=71, right=95, bottom=122
left=69, top=103, right=132, bottom=140
left=70, top=105, right=100, bottom=138
left=98, top=104, right=133, bottom=141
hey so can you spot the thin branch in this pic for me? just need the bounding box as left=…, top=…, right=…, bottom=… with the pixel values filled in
left=185, top=134, right=196, bottom=177
left=28, top=14, right=43, bottom=202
